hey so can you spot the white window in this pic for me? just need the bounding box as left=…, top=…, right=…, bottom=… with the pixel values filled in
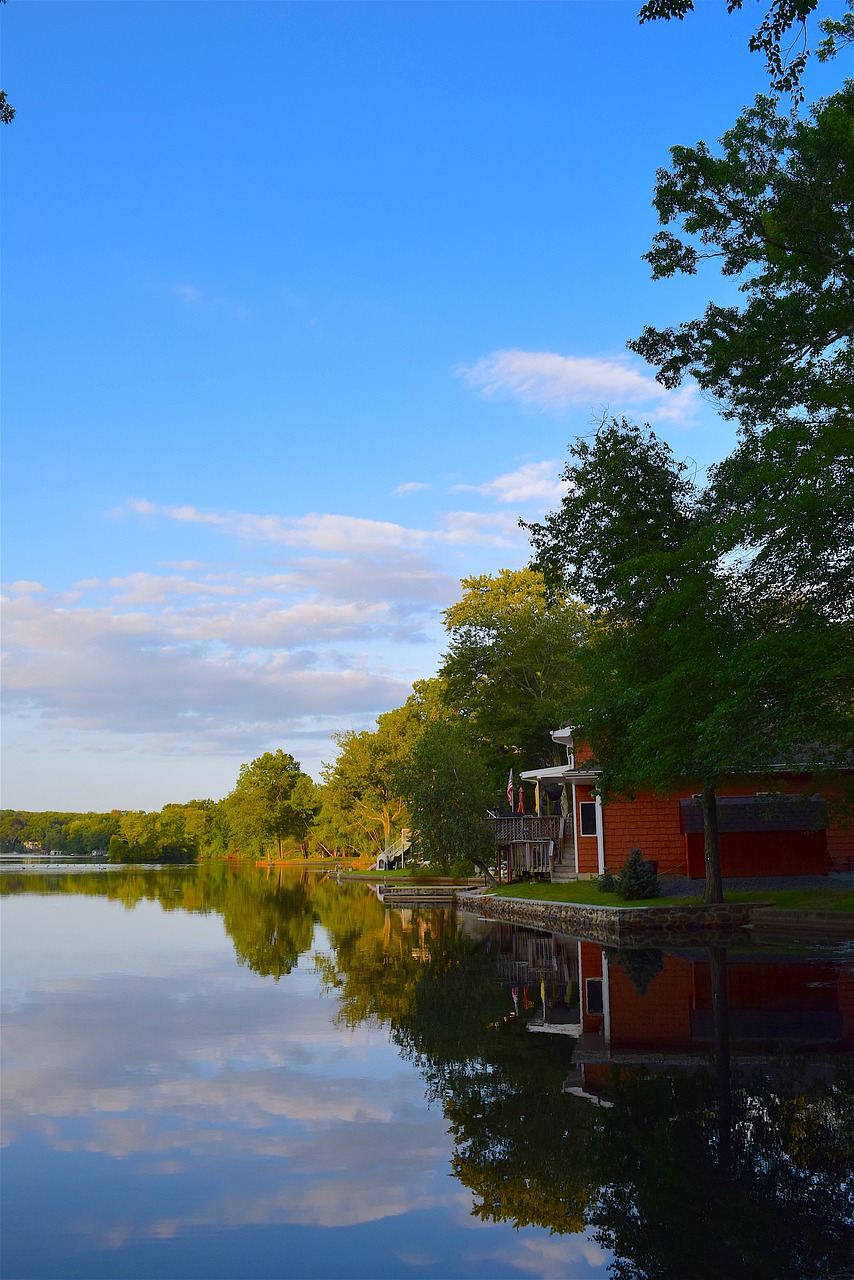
left=579, top=801, right=597, bottom=837
left=586, top=978, right=604, bottom=1014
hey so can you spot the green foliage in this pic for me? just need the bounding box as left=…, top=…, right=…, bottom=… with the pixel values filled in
left=317, top=680, right=447, bottom=858
left=818, top=0, right=854, bottom=61
left=628, top=84, right=854, bottom=645
left=440, top=568, right=590, bottom=785
left=615, top=849, right=660, bottom=899
left=226, top=750, right=315, bottom=859
left=527, top=417, right=853, bottom=900
left=450, top=855, right=476, bottom=879
left=400, top=718, right=497, bottom=877
left=526, top=420, right=698, bottom=618
left=637, top=0, right=824, bottom=98
left=596, top=870, right=617, bottom=893
left=630, top=86, right=854, bottom=435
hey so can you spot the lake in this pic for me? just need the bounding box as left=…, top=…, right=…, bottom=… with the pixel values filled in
left=1, top=864, right=851, bottom=1280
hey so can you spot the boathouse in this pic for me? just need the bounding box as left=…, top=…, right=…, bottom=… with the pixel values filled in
left=519, top=728, right=853, bottom=880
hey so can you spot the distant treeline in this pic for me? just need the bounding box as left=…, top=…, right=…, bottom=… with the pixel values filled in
left=0, top=802, right=225, bottom=863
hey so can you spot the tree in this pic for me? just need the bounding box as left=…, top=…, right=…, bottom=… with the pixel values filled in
left=629, top=86, right=853, bottom=434
left=226, top=750, right=314, bottom=859
left=318, top=686, right=444, bottom=858
left=628, top=85, right=854, bottom=626
left=440, top=569, right=590, bottom=785
left=529, top=419, right=853, bottom=900
left=400, top=718, right=497, bottom=880
left=637, top=0, right=839, bottom=99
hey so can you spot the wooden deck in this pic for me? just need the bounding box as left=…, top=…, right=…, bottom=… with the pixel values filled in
left=487, top=815, right=570, bottom=883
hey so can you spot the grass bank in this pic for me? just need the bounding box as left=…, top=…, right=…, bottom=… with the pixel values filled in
left=491, top=881, right=853, bottom=913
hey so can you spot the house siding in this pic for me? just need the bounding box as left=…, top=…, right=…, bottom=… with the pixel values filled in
left=594, top=775, right=850, bottom=879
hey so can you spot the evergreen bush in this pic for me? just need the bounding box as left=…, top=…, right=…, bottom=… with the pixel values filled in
left=615, top=847, right=659, bottom=899
left=596, top=870, right=617, bottom=893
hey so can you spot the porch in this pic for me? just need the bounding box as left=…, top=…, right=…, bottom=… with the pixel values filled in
left=486, top=815, right=572, bottom=883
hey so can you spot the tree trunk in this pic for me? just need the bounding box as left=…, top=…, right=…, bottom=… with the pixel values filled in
left=708, top=945, right=731, bottom=1174
left=700, top=784, right=723, bottom=903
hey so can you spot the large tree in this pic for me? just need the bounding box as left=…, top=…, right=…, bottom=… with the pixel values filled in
left=440, top=568, right=590, bottom=785
left=318, top=698, right=427, bottom=858
left=527, top=418, right=850, bottom=900
left=628, top=83, right=854, bottom=624
left=400, top=717, right=498, bottom=880
left=226, top=750, right=315, bottom=859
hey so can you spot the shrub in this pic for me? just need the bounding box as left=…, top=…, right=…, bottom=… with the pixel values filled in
left=450, top=856, right=476, bottom=879
left=615, top=848, right=659, bottom=899
left=596, top=870, right=617, bottom=893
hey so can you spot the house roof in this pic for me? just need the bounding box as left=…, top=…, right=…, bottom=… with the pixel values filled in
left=521, top=765, right=600, bottom=785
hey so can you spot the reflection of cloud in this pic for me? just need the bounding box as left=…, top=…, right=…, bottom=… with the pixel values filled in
left=465, top=1235, right=610, bottom=1279
left=1, top=948, right=463, bottom=1249
left=458, top=349, right=697, bottom=423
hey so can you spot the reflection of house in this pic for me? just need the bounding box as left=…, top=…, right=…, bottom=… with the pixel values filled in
left=566, top=944, right=854, bottom=1101
left=521, top=727, right=853, bottom=879
left=493, top=924, right=582, bottom=1034
left=497, top=923, right=854, bottom=1099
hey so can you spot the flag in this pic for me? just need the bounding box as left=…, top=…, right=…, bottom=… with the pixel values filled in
left=535, top=780, right=540, bottom=816
left=506, top=769, right=514, bottom=809
left=517, top=786, right=525, bottom=814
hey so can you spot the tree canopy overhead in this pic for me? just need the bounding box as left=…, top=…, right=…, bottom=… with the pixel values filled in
left=628, top=84, right=853, bottom=434
left=638, top=0, right=846, bottom=98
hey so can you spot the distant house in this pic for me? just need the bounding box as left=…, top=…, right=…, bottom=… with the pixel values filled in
left=520, top=728, right=853, bottom=880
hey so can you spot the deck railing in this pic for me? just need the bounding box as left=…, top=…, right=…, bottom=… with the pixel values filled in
left=487, top=815, right=563, bottom=845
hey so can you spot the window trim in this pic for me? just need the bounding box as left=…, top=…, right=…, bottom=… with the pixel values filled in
left=579, top=800, right=597, bottom=837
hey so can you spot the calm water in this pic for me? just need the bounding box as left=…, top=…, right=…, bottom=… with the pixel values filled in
left=1, top=865, right=851, bottom=1280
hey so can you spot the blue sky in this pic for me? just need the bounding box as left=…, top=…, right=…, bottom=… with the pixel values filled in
left=2, top=1, right=846, bottom=811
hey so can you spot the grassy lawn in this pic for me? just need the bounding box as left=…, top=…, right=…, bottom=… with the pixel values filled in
left=491, top=881, right=853, bottom=913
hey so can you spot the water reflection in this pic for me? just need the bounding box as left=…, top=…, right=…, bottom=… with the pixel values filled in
left=1, top=865, right=851, bottom=1280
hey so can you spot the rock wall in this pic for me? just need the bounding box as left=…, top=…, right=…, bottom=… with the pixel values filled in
left=456, top=892, right=755, bottom=945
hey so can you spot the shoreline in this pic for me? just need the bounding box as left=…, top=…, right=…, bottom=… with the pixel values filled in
left=456, top=890, right=853, bottom=945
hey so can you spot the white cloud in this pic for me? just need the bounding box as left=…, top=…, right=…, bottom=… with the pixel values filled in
left=122, top=500, right=429, bottom=555
left=170, top=283, right=249, bottom=321
left=457, top=349, right=698, bottom=422
left=436, top=511, right=524, bottom=546
left=173, top=283, right=203, bottom=307
left=452, top=460, right=567, bottom=506
left=393, top=481, right=430, bottom=496
left=0, top=567, right=441, bottom=756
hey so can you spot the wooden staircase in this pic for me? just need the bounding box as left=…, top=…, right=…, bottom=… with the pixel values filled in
left=550, top=859, right=578, bottom=883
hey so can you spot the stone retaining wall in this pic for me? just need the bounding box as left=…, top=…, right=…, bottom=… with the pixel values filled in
left=456, top=892, right=755, bottom=945
left=750, top=907, right=852, bottom=941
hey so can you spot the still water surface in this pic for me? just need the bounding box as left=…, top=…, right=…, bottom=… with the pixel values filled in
left=1, top=865, right=851, bottom=1280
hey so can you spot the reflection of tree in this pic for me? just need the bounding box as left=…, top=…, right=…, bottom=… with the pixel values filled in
left=5, top=871, right=852, bottom=1276
left=0, top=864, right=320, bottom=980
left=326, top=911, right=854, bottom=1275
left=319, top=905, right=597, bottom=1234
left=589, top=1062, right=854, bottom=1280
left=221, top=868, right=316, bottom=979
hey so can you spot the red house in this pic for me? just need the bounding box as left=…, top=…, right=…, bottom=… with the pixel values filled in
left=521, top=727, right=853, bottom=879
